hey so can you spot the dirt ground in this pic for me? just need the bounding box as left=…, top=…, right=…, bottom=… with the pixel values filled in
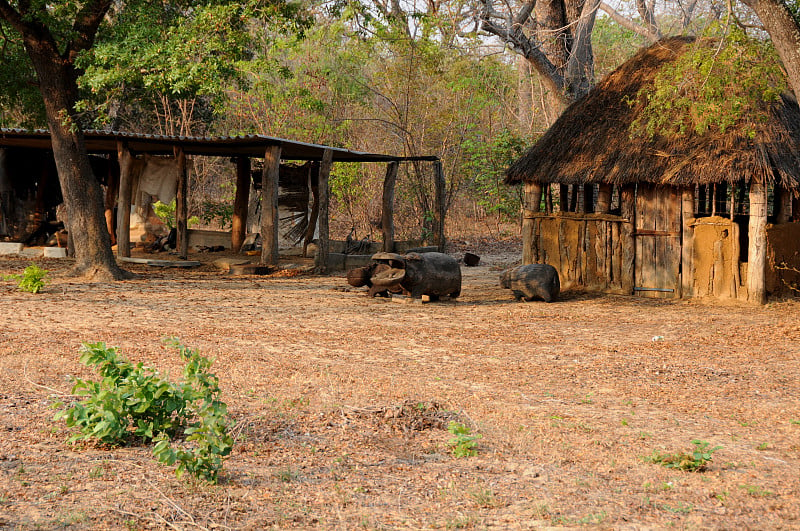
left=1, top=237, right=799, bottom=530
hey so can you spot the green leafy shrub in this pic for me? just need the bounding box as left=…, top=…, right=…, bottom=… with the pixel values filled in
left=54, top=340, right=233, bottom=483
left=153, top=200, right=200, bottom=230
left=646, top=440, right=722, bottom=472
left=4, top=263, right=48, bottom=293
left=447, top=421, right=482, bottom=458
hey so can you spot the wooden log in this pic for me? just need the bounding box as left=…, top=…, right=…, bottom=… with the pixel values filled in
left=116, top=142, right=133, bottom=258
left=747, top=180, right=767, bottom=304
left=620, top=185, right=635, bottom=294
left=381, top=161, right=398, bottom=252
left=232, top=156, right=251, bottom=252
left=433, top=160, right=446, bottom=252
left=315, top=149, right=333, bottom=273
left=681, top=187, right=695, bottom=298
left=174, top=147, right=189, bottom=259
left=545, top=184, right=553, bottom=213
left=260, top=143, right=282, bottom=266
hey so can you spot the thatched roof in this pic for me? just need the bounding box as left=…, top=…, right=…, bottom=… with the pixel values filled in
left=506, top=36, right=800, bottom=189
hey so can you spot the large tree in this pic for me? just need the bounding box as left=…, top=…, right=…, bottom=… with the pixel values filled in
left=0, top=0, right=128, bottom=280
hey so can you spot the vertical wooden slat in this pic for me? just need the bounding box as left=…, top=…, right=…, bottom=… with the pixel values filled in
left=381, top=161, right=399, bottom=253
left=775, top=185, right=791, bottom=224
left=115, top=142, right=132, bottom=258
left=260, top=144, right=282, bottom=266
left=174, top=147, right=188, bottom=259
left=747, top=180, right=767, bottom=304
left=232, top=156, right=251, bottom=252
left=620, top=185, right=635, bottom=294
left=433, top=160, right=446, bottom=252
left=315, top=149, right=333, bottom=273
left=681, top=187, right=695, bottom=298
left=545, top=184, right=553, bottom=213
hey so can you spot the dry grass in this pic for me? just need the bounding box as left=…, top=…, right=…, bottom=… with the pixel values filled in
left=1, top=241, right=799, bottom=529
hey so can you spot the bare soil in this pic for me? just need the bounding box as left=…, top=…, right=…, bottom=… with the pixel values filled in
left=1, top=237, right=799, bottom=530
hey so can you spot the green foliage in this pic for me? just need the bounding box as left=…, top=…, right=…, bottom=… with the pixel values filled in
left=153, top=200, right=200, bottom=230
left=646, top=440, right=722, bottom=472
left=462, top=129, right=527, bottom=221
left=447, top=421, right=481, bottom=458
left=54, top=340, right=233, bottom=483
left=200, top=201, right=234, bottom=229
left=631, top=30, right=787, bottom=140
left=4, top=264, right=48, bottom=294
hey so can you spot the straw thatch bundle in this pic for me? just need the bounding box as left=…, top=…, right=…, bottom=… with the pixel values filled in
left=506, top=36, right=800, bottom=190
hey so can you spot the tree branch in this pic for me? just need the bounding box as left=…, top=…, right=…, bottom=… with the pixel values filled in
left=69, top=0, right=113, bottom=61
left=599, top=1, right=661, bottom=42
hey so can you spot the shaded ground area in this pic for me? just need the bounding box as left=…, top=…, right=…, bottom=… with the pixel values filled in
left=1, top=239, right=799, bottom=529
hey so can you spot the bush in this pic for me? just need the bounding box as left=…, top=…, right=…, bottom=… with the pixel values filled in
left=4, top=263, right=48, bottom=293
left=54, top=340, right=233, bottom=483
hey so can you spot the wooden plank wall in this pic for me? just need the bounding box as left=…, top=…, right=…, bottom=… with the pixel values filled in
left=522, top=211, right=633, bottom=294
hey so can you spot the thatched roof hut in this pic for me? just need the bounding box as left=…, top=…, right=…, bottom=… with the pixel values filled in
left=506, top=36, right=800, bottom=191
left=505, top=36, right=800, bottom=304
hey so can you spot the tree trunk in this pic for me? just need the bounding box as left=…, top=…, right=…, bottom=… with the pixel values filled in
left=741, top=0, right=800, bottom=100
left=26, top=45, right=129, bottom=280
left=232, top=156, right=250, bottom=252
left=747, top=180, right=767, bottom=304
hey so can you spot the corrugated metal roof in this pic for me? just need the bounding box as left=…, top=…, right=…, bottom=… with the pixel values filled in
left=0, top=128, right=438, bottom=162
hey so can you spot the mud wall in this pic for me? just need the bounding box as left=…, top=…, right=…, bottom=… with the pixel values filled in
left=766, top=222, right=800, bottom=296
left=690, top=217, right=744, bottom=300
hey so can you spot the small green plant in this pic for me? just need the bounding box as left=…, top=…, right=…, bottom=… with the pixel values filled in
left=739, top=484, right=774, bottom=497
left=447, top=421, right=482, bottom=458
left=153, top=200, right=200, bottom=230
left=54, top=340, right=233, bottom=483
left=4, top=263, right=48, bottom=293
left=646, top=440, right=722, bottom=472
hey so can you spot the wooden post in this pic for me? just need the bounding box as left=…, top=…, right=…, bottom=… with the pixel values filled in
left=558, top=184, right=569, bottom=212
left=174, top=147, right=189, bottom=259
left=433, top=160, right=446, bottom=252
left=302, top=162, right=320, bottom=257
left=315, top=149, right=333, bottom=273
left=116, top=142, right=133, bottom=258
left=775, top=185, right=791, bottom=224
left=260, top=144, right=282, bottom=266
left=381, top=161, right=398, bottom=252
left=747, top=180, right=767, bottom=304
left=596, top=184, right=611, bottom=214
left=680, top=187, right=695, bottom=298
left=582, top=184, right=594, bottom=213
left=104, top=158, right=119, bottom=246
left=545, top=184, right=553, bottom=213
left=570, top=185, right=578, bottom=212
left=523, top=182, right=542, bottom=264
left=232, top=156, right=251, bottom=252
left=620, top=185, right=636, bottom=294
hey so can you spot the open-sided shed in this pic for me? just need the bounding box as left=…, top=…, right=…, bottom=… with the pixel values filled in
left=0, top=129, right=444, bottom=271
left=506, top=37, right=800, bottom=303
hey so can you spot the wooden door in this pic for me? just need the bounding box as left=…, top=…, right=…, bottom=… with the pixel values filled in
left=634, top=184, right=682, bottom=298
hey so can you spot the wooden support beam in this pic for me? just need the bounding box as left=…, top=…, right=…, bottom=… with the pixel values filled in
left=680, top=187, right=695, bottom=298
left=523, top=182, right=542, bottom=264
left=747, top=180, right=767, bottom=304
left=303, top=162, right=320, bottom=257
left=232, top=156, right=251, bottom=252
left=775, top=184, right=791, bottom=224
left=116, top=142, right=133, bottom=258
left=104, top=158, right=119, bottom=246
left=174, top=147, right=189, bottom=259
left=260, top=144, right=282, bottom=266
left=381, top=161, right=398, bottom=253
left=596, top=184, right=611, bottom=214
left=315, top=149, right=333, bottom=273
left=433, top=160, right=446, bottom=252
